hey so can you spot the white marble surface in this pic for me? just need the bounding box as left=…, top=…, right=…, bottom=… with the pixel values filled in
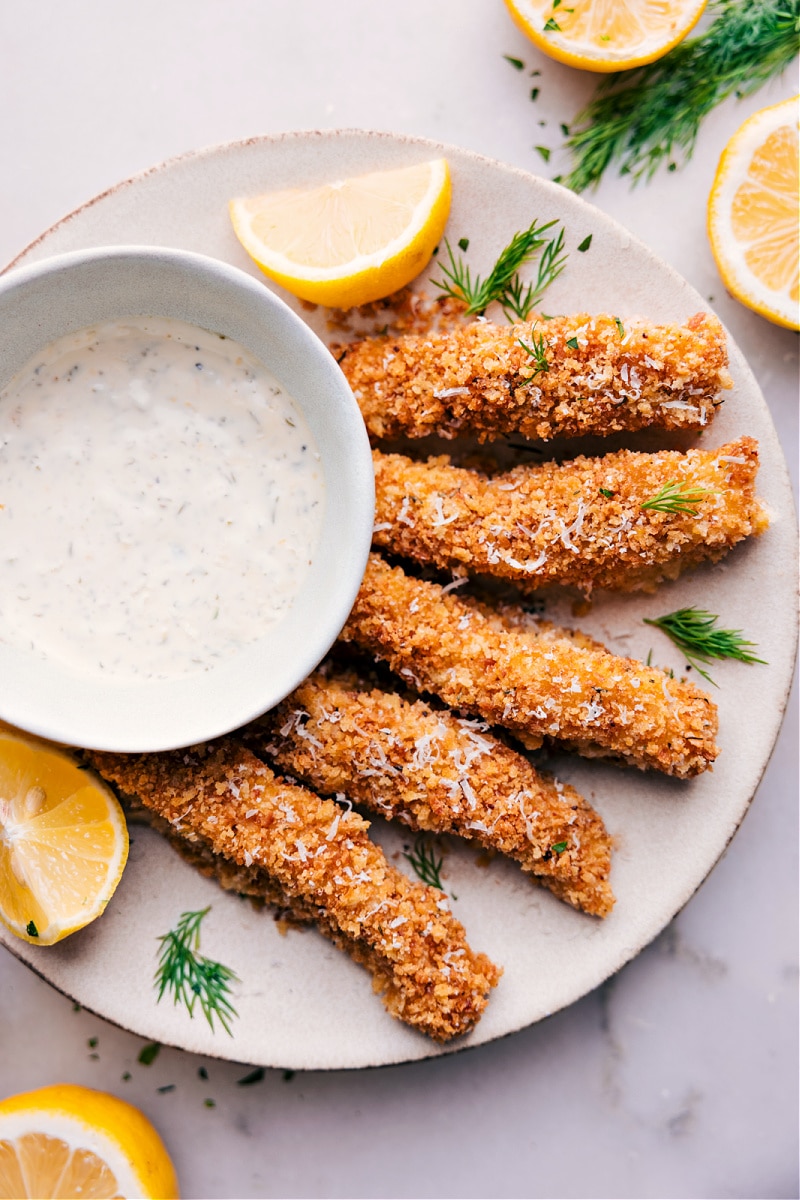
left=0, top=4, right=797, bottom=1197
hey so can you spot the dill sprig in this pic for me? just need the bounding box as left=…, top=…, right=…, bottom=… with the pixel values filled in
left=563, top=0, right=800, bottom=191
left=502, top=227, right=568, bottom=321
left=644, top=606, right=766, bottom=684
left=641, top=479, right=717, bottom=515
left=434, top=219, right=566, bottom=320
left=155, top=907, right=238, bottom=1036
left=518, top=326, right=550, bottom=377
left=404, top=835, right=444, bottom=890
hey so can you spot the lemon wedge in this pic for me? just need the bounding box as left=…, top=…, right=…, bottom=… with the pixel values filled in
left=0, top=1084, right=179, bottom=1199
left=708, top=96, right=799, bottom=331
left=0, top=730, right=128, bottom=946
left=229, top=158, right=452, bottom=308
left=504, top=0, right=707, bottom=72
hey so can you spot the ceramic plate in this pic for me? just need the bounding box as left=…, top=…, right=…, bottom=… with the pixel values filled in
left=1, top=131, right=796, bottom=1069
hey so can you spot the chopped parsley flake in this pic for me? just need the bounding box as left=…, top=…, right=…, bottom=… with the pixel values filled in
left=237, top=1068, right=266, bottom=1086
left=138, top=1041, right=161, bottom=1066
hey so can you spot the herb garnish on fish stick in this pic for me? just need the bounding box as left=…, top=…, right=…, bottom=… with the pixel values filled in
left=641, top=479, right=719, bottom=516
left=518, top=327, right=550, bottom=376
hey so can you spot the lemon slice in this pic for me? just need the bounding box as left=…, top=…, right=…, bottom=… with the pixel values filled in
left=229, top=158, right=452, bottom=308
left=504, top=0, right=707, bottom=71
left=0, top=730, right=128, bottom=945
left=0, top=1084, right=179, bottom=1199
left=708, top=96, right=799, bottom=331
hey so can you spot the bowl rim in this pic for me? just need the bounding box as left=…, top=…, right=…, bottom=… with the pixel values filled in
left=0, top=244, right=375, bottom=751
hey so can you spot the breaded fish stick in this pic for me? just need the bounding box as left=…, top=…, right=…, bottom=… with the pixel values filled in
left=340, top=312, right=730, bottom=441
left=89, top=741, right=500, bottom=1042
left=372, top=437, right=766, bottom=593
left=254, top=669, right=614, bottom=917
left=342, top=555, right=719, bottom=777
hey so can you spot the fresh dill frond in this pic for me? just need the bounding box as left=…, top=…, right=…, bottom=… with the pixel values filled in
left=518, top=327, right=550, bottom=377
left=644, top=606, right=766, bottom=685
left=155, top=907, right=238, bottom=1036
left=404, top=835, right=444, bottom=890
left=434, top=218, right=566, bottom=320
left=564, top=0, right=800, bottom=191
left=641, top=479, right=716, bottom=515
left=501, top=274, right=538, bottom=323
left=529, top=225, right=567, bottom=310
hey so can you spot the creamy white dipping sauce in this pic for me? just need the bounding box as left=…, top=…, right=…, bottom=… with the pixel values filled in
left=0, top=316, right=324, bottom=681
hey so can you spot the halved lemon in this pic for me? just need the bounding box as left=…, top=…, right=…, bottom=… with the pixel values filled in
left=229, top=158, right=452, bottom=308
left=708, top=96, right=799, bottom=331
left=0, top=1084, right=179, bottom=1199
left=0, top=730, right=128, bottom=946
left=504, top=0, right=707, bottom=72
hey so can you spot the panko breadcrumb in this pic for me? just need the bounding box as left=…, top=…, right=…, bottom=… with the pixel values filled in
left=255, top=668, right=614, bottom=917
left=340, top=312, right=731, bottom=441
left=372, top=437, right=767, bottom=593
left=88, top=741, right=500, bottom=1042
left=342, top=555, right=719, bottom=777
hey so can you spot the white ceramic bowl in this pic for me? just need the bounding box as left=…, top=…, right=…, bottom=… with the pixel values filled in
left=0, top=246, right=374, bottom=752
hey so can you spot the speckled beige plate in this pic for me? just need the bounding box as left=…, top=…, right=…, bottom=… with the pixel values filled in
left=1, top=131, right=796, bottom=1069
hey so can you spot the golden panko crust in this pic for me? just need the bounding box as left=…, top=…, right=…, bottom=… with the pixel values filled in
left=256, top=669, right=615, bottom=918
left=341, top=312, right=731, bottom=442
left=88, top=741, right=500, bottom=1042
left=372, top=437, right=767, bottom=593
left=342, top=555, right=719, bottom=778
